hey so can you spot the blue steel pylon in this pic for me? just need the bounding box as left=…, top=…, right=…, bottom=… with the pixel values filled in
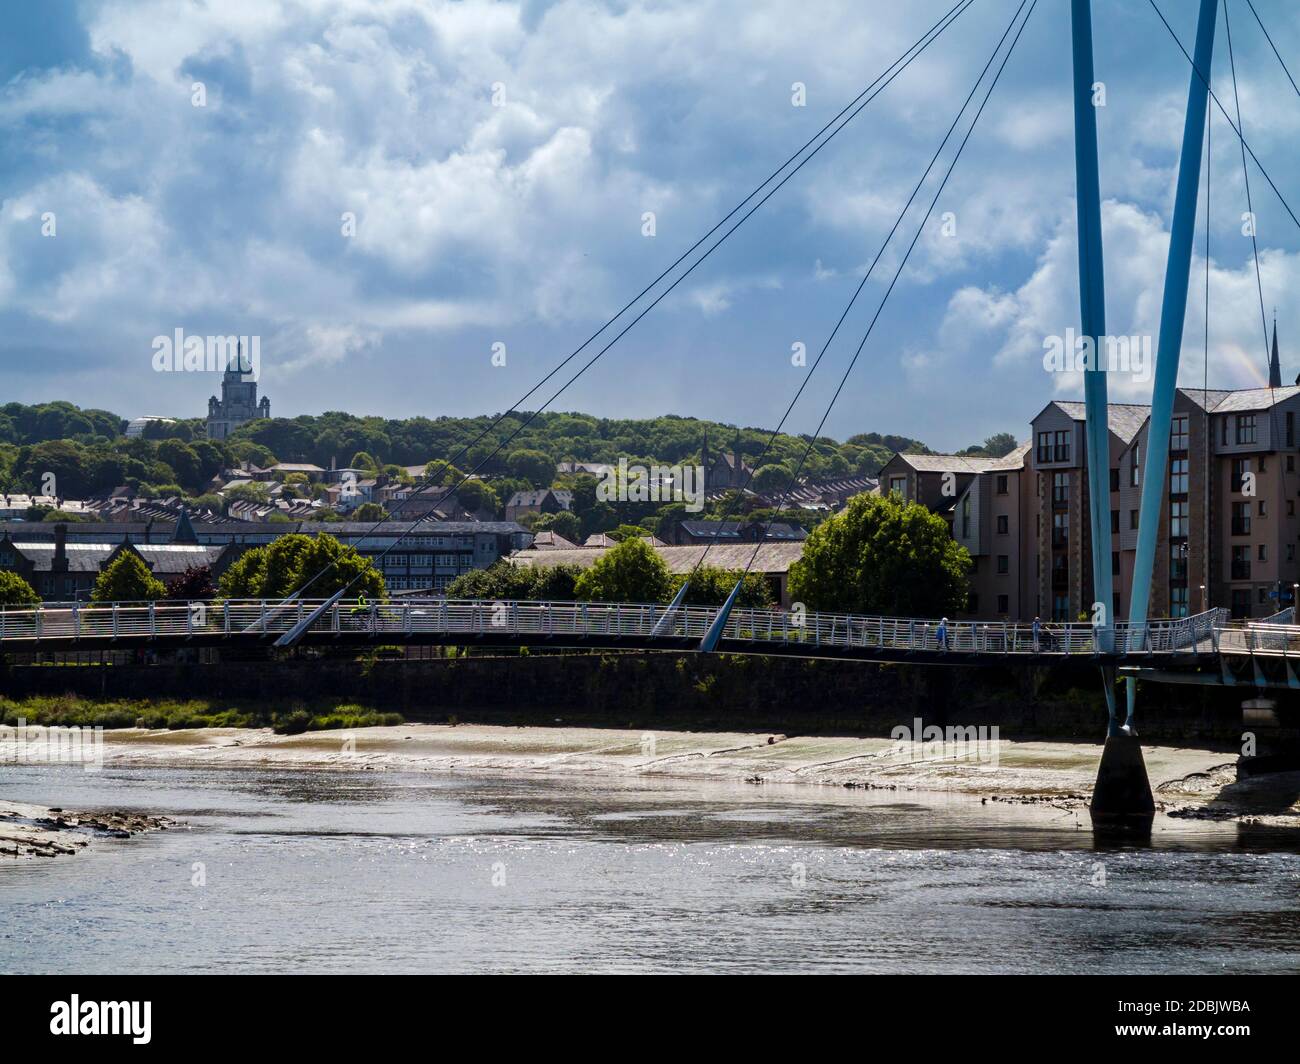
left=1070, top=0, right=1117, bottom=728
left=1125, top=0, right=1219, bottom=728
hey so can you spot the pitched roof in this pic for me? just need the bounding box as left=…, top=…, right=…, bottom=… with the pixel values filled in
left=1051, top=401, right=1150, bottom=444
left=512, top=542, right=804, bottom=574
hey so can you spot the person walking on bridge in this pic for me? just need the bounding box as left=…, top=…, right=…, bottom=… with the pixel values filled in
left=936, top=617, right=948, bottom=652
left=1032, top=616, right=1041, bottom=653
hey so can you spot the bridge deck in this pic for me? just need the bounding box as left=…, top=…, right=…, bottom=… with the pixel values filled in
left=0, top=599, right=1256, bottom=666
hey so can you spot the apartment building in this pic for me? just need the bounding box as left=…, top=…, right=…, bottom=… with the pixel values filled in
left=883, top=382, right=1300, bottom=623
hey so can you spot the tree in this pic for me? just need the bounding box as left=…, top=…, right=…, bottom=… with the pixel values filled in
left=788, top=493, right=971, bottom=617
left=750, top=463, right=792, bottom=494
left=506, top=448, right=554, bottom=488
left=92, top=551, right=167, bottom=603
left=574, top=538, right=672, bottom=604
left=673, top=566, right=773, bottom=608
left=165, top=565, right=216, bottom=600
left=217, top=532, right=386, bottom=600
left=352, top=502, right=388, bottom=521
left=980, top=432, right=1019, bottom=458
left=533, top=510, right=580, bottom=542
left=0, top=570, right=39, bottom=605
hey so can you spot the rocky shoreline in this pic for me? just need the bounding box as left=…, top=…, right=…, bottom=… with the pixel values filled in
left=0, top=801, right=172, bottom=860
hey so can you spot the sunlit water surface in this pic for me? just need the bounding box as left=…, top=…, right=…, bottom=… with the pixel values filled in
left=3, top=764, right=1300, bottom=973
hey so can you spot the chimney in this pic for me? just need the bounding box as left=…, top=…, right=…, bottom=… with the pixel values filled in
left=53, top=522, right=68, bottom=572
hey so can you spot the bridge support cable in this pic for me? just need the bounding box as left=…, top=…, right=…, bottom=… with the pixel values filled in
left=278, top=1, right=977, bottom=607
left=1071, top=0, right=1117, bottom=717
left=1224, top=0, right=1291, bottom=610
left=678, top=0, right=1032, bottom=593
left=1125, top=0, right=1219, bottom=725
left=1149, top=0, right=1300, bottom=238
left=733, top=0, right=1040, bottom=590
left=1243, top=0, right=1300, bottom=102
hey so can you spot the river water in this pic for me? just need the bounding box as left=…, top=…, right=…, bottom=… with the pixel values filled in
left=2, top=763, right=1300, bottom=973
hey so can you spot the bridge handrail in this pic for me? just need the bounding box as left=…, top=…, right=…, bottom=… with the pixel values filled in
left=0, top=597, right=1233, bottom=659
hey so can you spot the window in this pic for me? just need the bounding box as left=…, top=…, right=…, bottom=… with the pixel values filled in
left=1052, top=512, right=1069, bottom=547
left=1232, top=545, right=1251, bottom=581
left=1036, top=432, right=1052, bottom=464
left=1259, top=544, right=1267, bottom=562
left=1110, top=510, right=1120, bottom=534
left=888, top=476, right=906, bottom=496
left=996, top=514, right=1009, bottom=535
left=1259, top=586, right=1270, bottom=604
left=997, top=555, right=1009, bottom=575
left=1053, top=594, right=1070, bottom=622
left=1054, top=429, right=1071, bottom=462
left=1170, top=542, right=1188, bottom=581
left=1112, top=551, right=1120, bottom=575
left=961, top=496, right=971, bottom=539
left=1236, top=414, right=1257, bottom=445
left=1130, top=509, right=1139, bottom=530
left=1232, top=502, right=1251, bottom=536
left=1233, top=458, right=1250, bottom=492
left=1170, top=414, right=1188, bottom=451
left=1259, top=500, right=1267, bottom=517
left=1288, top=411, right=1295, bottom=448
left=996, top=474, right=1008, bottom=495
left=1130, top=444, right=1141, bottom=486
left=1289, top=455, right=1296, bottom=473
left=1170, top=500, right=1188, bottom=537
left=1169, top=457, right=1188, bottom=495
left=1109, top=468, right=1120, bottom=493
left=1052, top=471, right=1069, bottom=505
left=1221, top=417, right=1229, bottom=446
left=997, top=594, right=1009, bottom=614
left=1170, top=586, right=1189, bottom=618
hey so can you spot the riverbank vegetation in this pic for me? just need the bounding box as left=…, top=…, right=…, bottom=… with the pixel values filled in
left=0, top=694, right=402, bottom=734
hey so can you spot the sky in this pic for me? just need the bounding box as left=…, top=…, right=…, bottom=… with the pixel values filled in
left=3, top=0, right=1300, bottom=452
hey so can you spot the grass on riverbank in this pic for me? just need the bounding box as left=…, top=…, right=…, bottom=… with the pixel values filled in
left=0, top=695, right=403, bottom=734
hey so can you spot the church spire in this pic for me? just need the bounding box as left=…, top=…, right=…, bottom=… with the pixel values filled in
left=1269, top=313, right=1281, bottom=388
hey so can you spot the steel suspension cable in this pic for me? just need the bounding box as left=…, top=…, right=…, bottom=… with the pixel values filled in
left=284, top=0, right=977, bottom=606
left=1244, top=0, right=1300, bottom=102
left=683, top=0, right=1031, bottom=584
left=740, top=0, right=1039, bottom=582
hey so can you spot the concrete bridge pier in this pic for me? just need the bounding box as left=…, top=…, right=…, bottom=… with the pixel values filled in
left=1238, top=697, right=1300, bottom=779
left=1089, top=733, right=1155, bottom=833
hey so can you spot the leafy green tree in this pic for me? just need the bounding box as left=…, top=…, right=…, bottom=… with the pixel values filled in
left=788, top=493, right=970, bottom=616
left=445, top=560, right=538, bottom=600
left=574, top=538, right=672, bottom=603
left=533, top=510, right=581, bottom=542
left=673, top=566, right=773, bottom=608
left=352, top=502, right=388, bottom=521
left=91, top=551, right=167, bottom=603
left=750, top=463, right=792, bottom=494
left=0, top=570, right=39, bottom=605
left=506, top=448, right=554, bottom=488
left=217, top=533, right=386, bottom=600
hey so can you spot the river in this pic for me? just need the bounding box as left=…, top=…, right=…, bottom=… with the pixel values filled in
left=3, top=762, right=1300, bottom=973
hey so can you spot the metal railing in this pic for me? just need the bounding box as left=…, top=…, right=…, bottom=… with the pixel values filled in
left=0, top=599, right=1234, bottom=660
